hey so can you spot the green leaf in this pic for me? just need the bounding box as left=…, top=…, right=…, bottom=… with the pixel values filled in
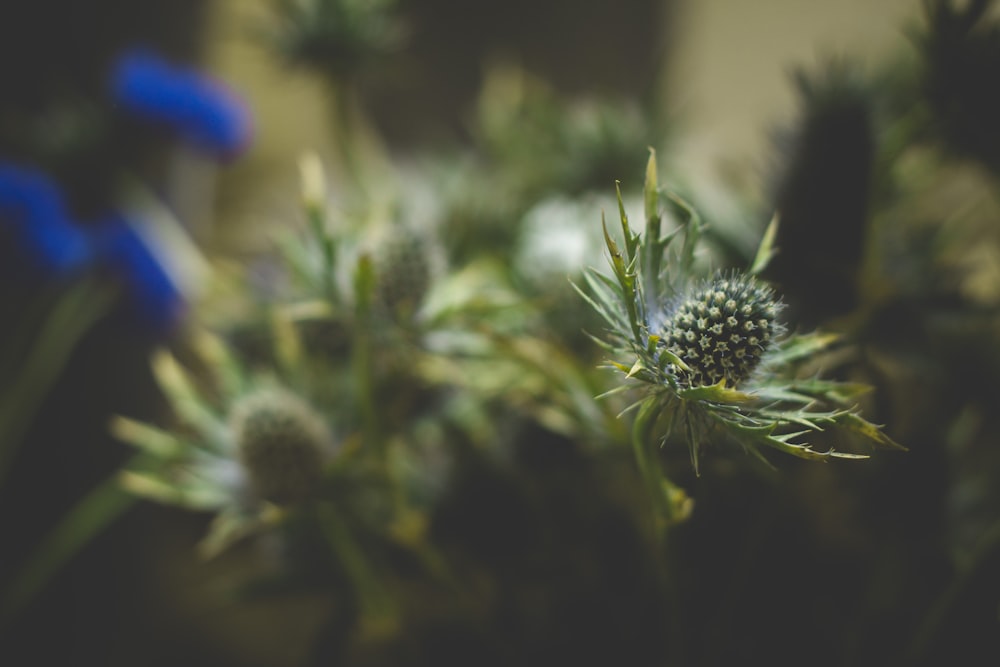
left=197, top=505, right=280, bottom=559
left=749, top=212, right=780, bottom=275
left=679, top=381, right=756, bottom=404
left=767, top=332, right=841, bottom=366
left=574, top=276, right=625, bottom=335
left=317, top=501, right=398, bottom=632
left=652, top=343, right=689, bottom=369
left=754, top=406, right=846, bottom=430
left=0, top=278, right=117, bottom=486
left=626, top=359, right=647, bottom=378
left=190, top=328, right=247, bottom=399
left=602, top=218, right=644, bottom=345
left=716, top=418, right=870, bottom=462
left=614, top=185, right=641, bottom=264
left=109, top=416, right=186, bottom=458
left=834, top=412, right=907, bottom=451
left=1, top=461, right=139, bottom=625
left=582, top=270, right=626, bottom=314
left=665, top=191, right=702, bottom=277
left=150, top=351, right=228, bottom=448
left=644, top=148, right=659, bottom=229
left=788, top=378, right=873, bottom=405
left=119, top=470, right=230, bottom=511
left=641, top=149, right=665, bottom=302
left=748, top=385, right=820, bottom=405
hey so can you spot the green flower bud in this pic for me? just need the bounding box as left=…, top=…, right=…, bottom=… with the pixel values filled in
left=660, top=274, right=782, bottom=388
left=229, top=388, right=332, bottom=504
left=373, top=226, right=434, bottom=319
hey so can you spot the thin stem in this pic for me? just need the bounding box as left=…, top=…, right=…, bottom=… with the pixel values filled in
left=905, top=518, right=1000, bottom=662
left=0, top=454, right=142, bottom=625
left=0, top=278, right=116, bottom=485
left=316, top=501, right=396, bottom=637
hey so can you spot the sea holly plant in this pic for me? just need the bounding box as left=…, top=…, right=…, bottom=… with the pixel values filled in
left=577, top=151, right=903, bottom=524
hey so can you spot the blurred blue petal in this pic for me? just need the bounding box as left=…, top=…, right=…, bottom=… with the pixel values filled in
left=0, top=164, right=91, bottom=276
left=110, top=49, right=253, bottom=159
left=94, top=214, right=185, bottom=334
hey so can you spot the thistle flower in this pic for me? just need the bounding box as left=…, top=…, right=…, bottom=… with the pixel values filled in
left=112, top=334, right=335, bottom=557
left=371, top=224, right=434, bottom=321
left=230, top=388, right=332, bottom=504
left=658, top=274, right=782, bottom=388
left=577, top=151, right=902, bottom=521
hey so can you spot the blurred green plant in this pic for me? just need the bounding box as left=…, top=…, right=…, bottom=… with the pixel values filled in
left=108, top=153, right=630, bottom=642
left=266, top=0, right=404, bottom=83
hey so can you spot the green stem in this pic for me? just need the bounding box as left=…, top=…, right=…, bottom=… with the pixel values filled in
left=316, top=501, right=396, bottom=635
left=307, top=205, right=338, bottom=305
left=327, top=81, right=390, bottom=199
left=905, top=519, right=1000, bottom=662
left=351, top=256, right=383, bottom=459
left=0, top=278, right=116, bottom=486
left=0, top=456, right=140, bottom=625
left=632, top=396, right=678, bottom=532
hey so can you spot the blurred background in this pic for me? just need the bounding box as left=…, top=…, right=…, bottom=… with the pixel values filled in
left=204, top=0, right=915, bottom=245
left=3, top=1, right=1000, bottom=666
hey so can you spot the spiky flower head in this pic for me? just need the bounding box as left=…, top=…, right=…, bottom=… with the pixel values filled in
left=230, top=387, right=332, bottom=504
left=660, top=274, right=782, bottom=388
left=372, top=224, right=435, bottom=320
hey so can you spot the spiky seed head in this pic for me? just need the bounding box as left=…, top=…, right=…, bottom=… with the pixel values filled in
left=660, top=274, right=782, bottom=388
left=373, top=226, right=432, bottom=319
left=229, top=388, right=332, bottom=504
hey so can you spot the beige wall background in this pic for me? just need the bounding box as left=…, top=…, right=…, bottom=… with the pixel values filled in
left=663, top=0, right=917, bottom=189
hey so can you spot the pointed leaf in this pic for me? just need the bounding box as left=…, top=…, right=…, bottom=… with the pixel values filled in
left=0, top=465, right=137, bottom=623
left=749, top=212, right=780, bottom=275
left=665, top=191, right=702, bottom=275
left=109, top=416, right=185, bottom=458
left=834, top=412, right=907, bottom=451
left=119, top=470, right=230, bottom=511
left=679, top=381, right=756, bottom=404
left=644, top=148, right=659, bottom=229
left=767, top=332, right=841, bottom=366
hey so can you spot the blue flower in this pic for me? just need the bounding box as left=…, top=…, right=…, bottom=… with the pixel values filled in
left=110, top=48, right=253, bottom=159
left=91, top=214, right=186, bottom=334
left=0, top=164, right=91, bottom=277
left=0, top=164, right=188, bottom=334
